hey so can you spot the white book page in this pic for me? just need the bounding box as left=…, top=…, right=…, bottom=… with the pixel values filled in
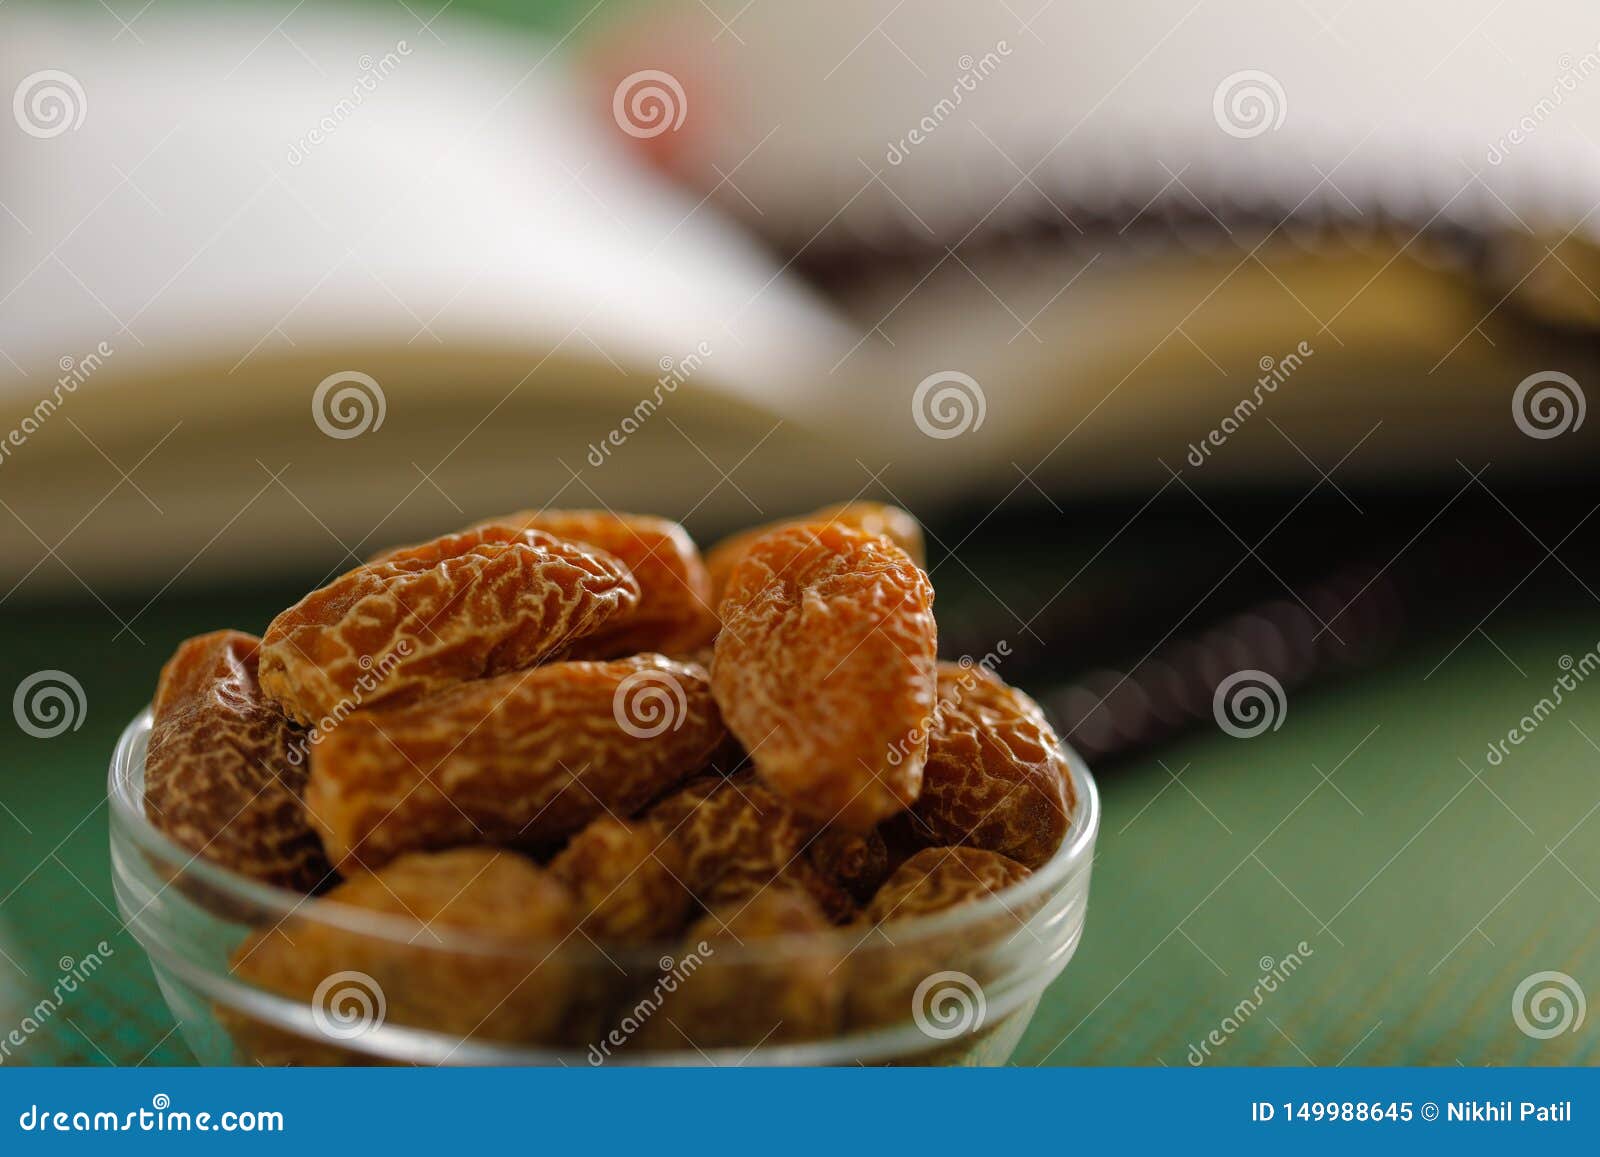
left=0, top=5, right=859, bottom=586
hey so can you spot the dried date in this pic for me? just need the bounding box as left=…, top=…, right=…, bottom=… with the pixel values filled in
left=549, top=816, right=693, bottom=943
left=144, top=630, right=329, bottom=892
left=631, top=883, right=842, bottom=1051
left=306, top=654, right=723, bottom=870
left=711, top=523, right=937, bottom=831
left=907, top=661, right=1075, bottom=868
left=227, top=848, right=575, bottom=1063
left=705, top=501, right=925, bottom=607
left=259, top=526, right=639, bottom=726
left=459, top=510, right=718, bottom=658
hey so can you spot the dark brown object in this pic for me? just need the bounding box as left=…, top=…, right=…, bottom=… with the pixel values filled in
left=908, top=661, right=1074, bottom=868
left=144, top=630, right=329, bottom=891
left=807, top=827, right=890, bottom=905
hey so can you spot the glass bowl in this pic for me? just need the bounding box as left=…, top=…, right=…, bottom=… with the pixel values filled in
left=109, top=708, right=1099, bottom=1066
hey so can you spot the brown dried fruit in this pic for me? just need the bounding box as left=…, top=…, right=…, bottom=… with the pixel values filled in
left=705, top=501, right=926, bottom=607
left=848, top=846, right=1034, bottom=1036
left=227, top=848, right=575, bottom=1063
left=456, top=510, right=719, bottom=658
left=259, top=526, right=640, bottom=726
left=807, top=827, right=890, bottom=905
left=144, top=630, right=329, bottom=892
left=550, top=817, right=692, bottom=943
left=713, top=864, right=855, bottom=925
left=864, top=846, right=1032, bottom=925
left=647, top=773, right=854, bottom=922
left=907, top=661, right=1075, bottom=868
left=306, top=654, right=724, bottom=871
left=648, top=774, right=804, bottom=894
left=632, top=884, right=842, bottom=1051
left=711, top=523, right=937, bottom=831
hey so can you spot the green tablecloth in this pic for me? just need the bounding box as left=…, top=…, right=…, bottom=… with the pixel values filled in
left=3, top=587, right=1595, bottom=1066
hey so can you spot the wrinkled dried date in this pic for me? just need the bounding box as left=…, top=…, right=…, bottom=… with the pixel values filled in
left=259, top=526, right=639, bottom=726
left=907, top=661, right=1075, bottom=868
left=847, top=846, right=1037, bottom=1038
left=648, top=773, right=858, bottom=922
left=705, top=501, right=926, bottom=607
left=632, top=883, right=842, bottom=1051
left=227, top=848, right=574, bottom=1063
left=144, top=630, right=329, bottom=891
left=864, top=847, right=1032, bottom=925
left=807, top=827, right=890, bottom=905
left=712, top=523, right=937, bottom=831
left=306, top=654, right=724, bottom=870
left=458, top=510, right=719, bottom=658
left=550, top=816, right=692, bottom=943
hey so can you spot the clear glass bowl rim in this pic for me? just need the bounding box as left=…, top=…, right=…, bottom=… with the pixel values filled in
left=110, top=706, right=1100, bottom=968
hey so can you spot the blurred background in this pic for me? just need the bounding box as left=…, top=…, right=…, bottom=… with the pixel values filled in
left=2, top=0, right=1599, bottom=1065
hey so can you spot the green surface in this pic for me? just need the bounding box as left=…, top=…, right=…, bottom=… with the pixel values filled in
left=2, top=583, right=1596, bottom=1066
left=1018, top=618, right=1600, bottom=1066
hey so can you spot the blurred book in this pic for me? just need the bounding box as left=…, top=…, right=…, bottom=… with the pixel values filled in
left=0, top=2, right=1597, bottom=591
